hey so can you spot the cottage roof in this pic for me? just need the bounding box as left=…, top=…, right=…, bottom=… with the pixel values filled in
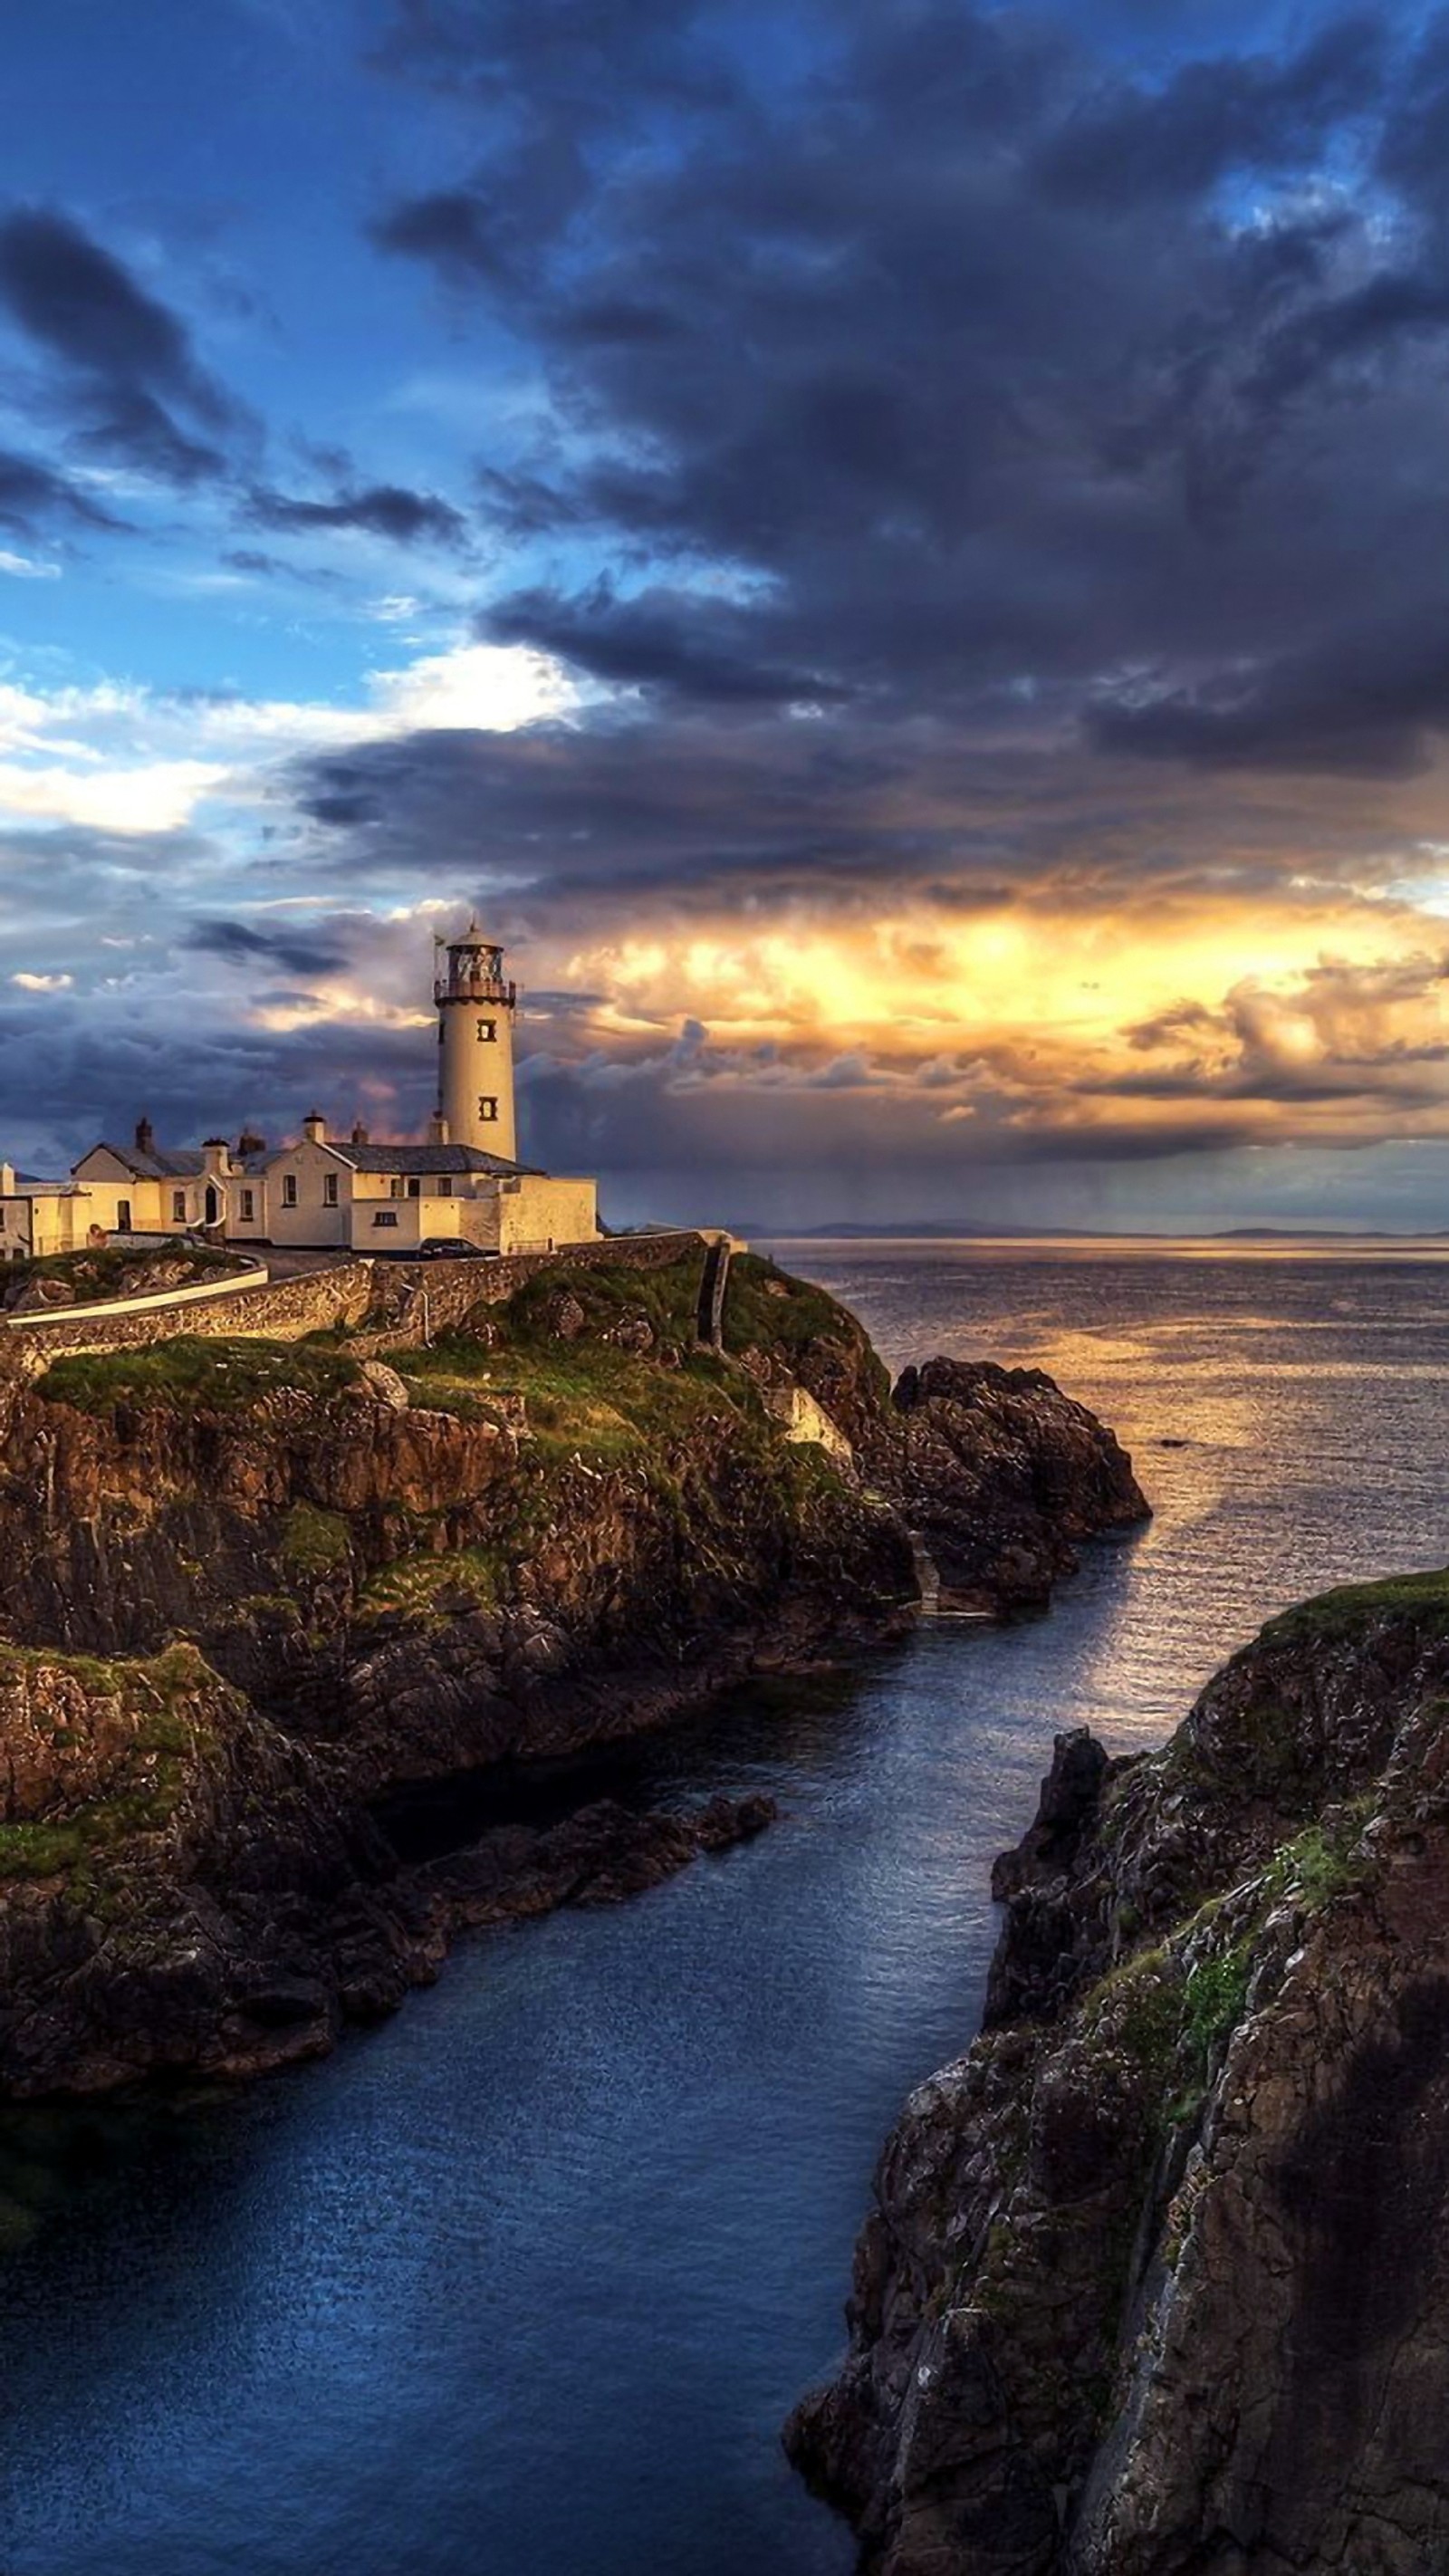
left=89, top=1141, right=206, bottom=1179
left=328, top=1142, right=542, bottom=1177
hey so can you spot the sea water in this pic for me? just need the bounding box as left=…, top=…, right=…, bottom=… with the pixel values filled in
left=3, top=1245, right=1449, bottom=2576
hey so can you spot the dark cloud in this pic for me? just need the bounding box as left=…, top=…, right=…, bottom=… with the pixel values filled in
left=1089, top=614, right=1449, bottom=774
left=1038, top=14, right=1387, bottom=208
left=0, top=207, right=238, bottom=484
left=182, top=918, right=349, bottom=977
left=0, top=447, right=123, bottom=535
left=366, top=0, right=1449, bottom=789
left=245, top=479, right=469, bottom=548
left=485, top=580, right=848, bottom=705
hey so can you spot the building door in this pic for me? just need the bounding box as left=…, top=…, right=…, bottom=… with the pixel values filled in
left=205, top=1184, right=219, bottom=1226
left=117, top=1199, right=131, bottom=1233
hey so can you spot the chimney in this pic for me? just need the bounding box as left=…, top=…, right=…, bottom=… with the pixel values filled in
left=236, top=1127, right=265, bottom=1159
left=135, top=1116, right=155, bottom=1157
left=302, top=1110, right=326, bottom=1146
left=0, top=1163, right=14, bottom=1197
left=350, top=1119, right=369, bottom=1147
left=427, top=1108, right=449, bottom=1146
left=202, top=1137, right=232, bottom=1177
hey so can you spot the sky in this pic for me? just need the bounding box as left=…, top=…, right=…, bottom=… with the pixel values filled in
left=6, top=2, right=1449, bottom=1230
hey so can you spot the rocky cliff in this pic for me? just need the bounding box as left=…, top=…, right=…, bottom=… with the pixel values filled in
left=0, top=1248, right=1145, bottom=2093
left=787, top=1570, right=1449, bottom=2576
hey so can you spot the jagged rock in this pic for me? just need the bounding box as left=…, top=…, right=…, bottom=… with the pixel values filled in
left=787, top=1578, right=1449, bottom=2575
left=0, top=1253, right=1146, bottom=2093
left=544, top=1290, right=587, bottom=1340
left=359, top=1360, right=410, bottom=1411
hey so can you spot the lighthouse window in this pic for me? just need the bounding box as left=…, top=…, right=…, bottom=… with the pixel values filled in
left=478, top=1095, right=498, bottom=1122
left=171, top=1189, right=187, bottom=1223
left=476, top=1019, right=496, bottom=1043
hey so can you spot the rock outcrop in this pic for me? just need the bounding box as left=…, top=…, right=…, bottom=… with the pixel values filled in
left=0, top=1247, right=1145, bottom=2093
left=787, top=1569, right=1449, bottom=2575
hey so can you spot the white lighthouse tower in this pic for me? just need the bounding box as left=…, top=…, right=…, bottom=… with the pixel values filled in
left=434, top=919, right=519, bottom=1159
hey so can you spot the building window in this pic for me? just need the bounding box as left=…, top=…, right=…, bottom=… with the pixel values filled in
left=476, top=1019, right=496, bottom=1043
left=389, top=1177, right=405, bottom=1199
left=323, top=1173, right=339, bottom=1206
left=241, top=1189, right=254, bottom=1222
left=478, top=1095, right=498, bottom=1122
left=408, top=1177, right=421, bottom=1198
left=283, top=1175, right=298, bottom=1207
left=117, top=1198, right=131, bottom=1232
left=171, top=1189, right=187, bottom=1224
left=437, top=1177, right=452, bottom=1197
left=372, top=1210, right=398, bottom=1228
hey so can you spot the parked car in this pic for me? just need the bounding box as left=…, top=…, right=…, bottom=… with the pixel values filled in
left=415, top=1238, right=500, bottom=1260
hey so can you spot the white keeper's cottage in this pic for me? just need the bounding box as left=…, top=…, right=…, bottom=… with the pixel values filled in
left=0, top=922, right=599, bottom=1260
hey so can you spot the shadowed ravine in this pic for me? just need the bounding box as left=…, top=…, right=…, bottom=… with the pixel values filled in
left=4, top=1247, right=1449, bottom=2575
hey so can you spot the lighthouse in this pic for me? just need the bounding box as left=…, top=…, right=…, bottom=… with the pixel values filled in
left=434, top=919, right=519, bottom=1158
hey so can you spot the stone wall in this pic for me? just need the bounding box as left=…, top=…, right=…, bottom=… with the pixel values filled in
left=4, top=1261, right=378, bottom=1364
left=0, top=1232, right=715, bottom=1365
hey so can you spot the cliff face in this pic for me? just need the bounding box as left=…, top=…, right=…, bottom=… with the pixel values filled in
left=0, top=1250, right=1146, bottom=2093
left=787, top=1573, right=1449, bottom=2576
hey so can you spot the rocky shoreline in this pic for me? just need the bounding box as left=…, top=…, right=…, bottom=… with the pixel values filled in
left=0, top=1249, right=1147, bottom=2096
left=787, top=1570, right=1449, bottom=2576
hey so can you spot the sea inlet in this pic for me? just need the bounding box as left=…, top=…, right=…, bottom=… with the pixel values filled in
left=2, top=1243, right=1448, bottom=2576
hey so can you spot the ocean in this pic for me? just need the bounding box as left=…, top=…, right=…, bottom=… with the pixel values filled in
left=2, top=1244, right=1448, bottom=2576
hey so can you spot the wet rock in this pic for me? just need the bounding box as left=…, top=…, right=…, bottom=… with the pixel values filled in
left=787, top=1585, right=1449, bottom=2574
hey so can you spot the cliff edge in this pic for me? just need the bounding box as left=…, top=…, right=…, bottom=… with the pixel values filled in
left=787, top=1570, right=1449, bottom=2575
left=0, top=1248, right=1146, bottom=2092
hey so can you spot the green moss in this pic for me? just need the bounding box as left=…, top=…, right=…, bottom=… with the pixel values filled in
left=1266, top=1801, right=1374, bottom=1908
left=37, top=1334, right=362, bottom=1415
left=501, top=1253, right=707, bottom=1352
left=360, top=1544, right=506, bottom=1622
left=0, top=1641, right=219, bottom=1888
left=1262, top=1566, right=1449, bottom=1644
left=722, top=1252, right=886, bottom=1398
left=1182, top=1943, right=1252, bottom=2067
left=387, top=1323, right=763, bottom=1471
left=279, top=1503, right=351, bottom=1576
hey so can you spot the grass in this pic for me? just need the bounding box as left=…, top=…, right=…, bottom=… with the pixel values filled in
left=1261, top=1566, right=1449, bottom=1644
left=38, top=1334, right=362, bottom=1414
left=0, top=1641, right=219, bottom=1884
left=360, top=1544, right=507, bottom=1621
left=3, top=1240, right=244, bottom=1310
left=1182, top=1944, right=1252, bottom=2069
left=721, top=1251, right=886, bottom=1388
left=502, top=1253, right=707, bottom=1352
left=279, top=1503, right=351, bottom=1576
left=384, top=1323, right=763, bottom=1470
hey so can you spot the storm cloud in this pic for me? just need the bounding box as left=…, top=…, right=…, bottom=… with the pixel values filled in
left=12, top=2, right=1449, bottom=1227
